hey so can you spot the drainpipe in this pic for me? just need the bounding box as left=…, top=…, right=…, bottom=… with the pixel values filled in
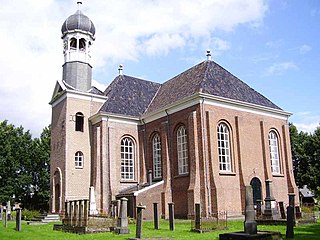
left=201, top=97, right=211, bottom=216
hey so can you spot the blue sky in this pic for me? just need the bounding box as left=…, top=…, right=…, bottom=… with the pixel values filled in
left=0, top=0, right=319, bottom=136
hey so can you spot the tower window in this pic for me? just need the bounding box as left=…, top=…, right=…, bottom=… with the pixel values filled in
left=75, top=151, right=84, bottom=168
left=177, top=126, right=188, bottom=175
left=75, top=112, right=84, bottom=132
left=70, top=37, right=77, bottom=49
left=79, top=38, right=86, bottom=51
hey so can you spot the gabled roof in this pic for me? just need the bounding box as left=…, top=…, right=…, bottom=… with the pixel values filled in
left=146, top=60, right=281, bottom=114
left=99, top=75, right=160, bottom=117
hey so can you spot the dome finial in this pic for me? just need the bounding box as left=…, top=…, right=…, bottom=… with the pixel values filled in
left=118, top=64, right=124, bottom=76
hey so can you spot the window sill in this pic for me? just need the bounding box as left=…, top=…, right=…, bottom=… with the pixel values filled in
left=75, top=167, right=84, bottom=169
left=272, top=174, right=284, bottom=177
left=120, top=181, right=138, bottom=184
left=174, top=173, right=189, bottom=179
left=219, top=172, right=236, bottom=176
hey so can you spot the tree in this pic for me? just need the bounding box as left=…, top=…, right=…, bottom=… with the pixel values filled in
left=290, top=123, right=320, bottom=197
left=0, top=120, right=50, bottom=211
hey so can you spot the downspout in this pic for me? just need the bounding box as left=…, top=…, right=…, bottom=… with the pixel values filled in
left=165, top=109, right=173, bottom=202
left=107, top=116, right=111, bottom=213
left=142, top=119, right=147, bottom=183
left=201, top=97, right=211, bottom=216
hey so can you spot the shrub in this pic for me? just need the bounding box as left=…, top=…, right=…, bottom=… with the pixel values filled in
left=22, top=209, right=41, bottom=221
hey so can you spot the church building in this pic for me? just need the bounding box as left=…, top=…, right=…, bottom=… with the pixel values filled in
left=50, top=5, right=298, bottom=219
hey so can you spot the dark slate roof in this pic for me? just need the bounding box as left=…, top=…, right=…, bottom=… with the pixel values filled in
left=99, top=75, right=160, bottom=117
left=146, top=60, right=281, bottom=114
left=88, top=86, right=104, bottom=95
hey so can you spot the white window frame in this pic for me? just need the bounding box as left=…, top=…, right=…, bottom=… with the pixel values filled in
left=177, top=126, right=188, bottom=175
left=121, top=137, right=135, bottom=180
left=152, top=134, right=162, bottom=179
left=217, top=123, right=232, bottom=172
left=75, top=151, right=84, bottom=169
left=268, top=131, right=281, bottom=174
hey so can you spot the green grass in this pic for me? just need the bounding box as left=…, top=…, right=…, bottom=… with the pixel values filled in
left=0, top=219, right=319, bottom=240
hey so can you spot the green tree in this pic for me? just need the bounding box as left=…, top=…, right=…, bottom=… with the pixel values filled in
left=0, top=120, right=50, bottom=211
left=290, top=123, right=320, bottom=196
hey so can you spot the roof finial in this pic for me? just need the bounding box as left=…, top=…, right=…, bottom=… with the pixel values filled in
left=206, top=49, right=212, bottom=61
left=77, top=1, right=82, bottom=10
left=118, top=64, right=123, bottom=75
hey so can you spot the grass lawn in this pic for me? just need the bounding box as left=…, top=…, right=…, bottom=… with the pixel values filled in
left=0, top=219, right=319, bottom=240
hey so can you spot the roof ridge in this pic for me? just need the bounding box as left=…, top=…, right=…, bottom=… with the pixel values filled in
left=199, top=61, right=211, bottom=93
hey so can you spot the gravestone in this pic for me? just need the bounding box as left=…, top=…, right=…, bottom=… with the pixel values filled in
left=4, top=209, right=7, bottom=228
left=168, top=203, right=175, bottom=231
left=134, top=203, right=146, bottom=239
left=244, top=185, right=257, bottom=234
left=89, top=186, right=98, bottom=215
left=114, top=197, right=130, bottom=234
left=0, top=207, right=2, bottom=221
left=278, top=201, right=286, bottom=219
left=195, top=203, right=201, bottom=230
left=256, top=200, right=262, bottom=218
left=286, top=193, right=295, bottom=239
left=153, top=202, right=159, bottom=230
left=16, top=208, right=21, bottom=231
left=263, top=180, right=275, bottom=219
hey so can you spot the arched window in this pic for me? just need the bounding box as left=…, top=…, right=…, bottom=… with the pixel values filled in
left=268, top=130, right=280, bottom=174
left=70, top=37, right=77, bottom=49
left=75, top=151, right=84, bottom=168
left=152, top=134, right=162, bottom=179
left=177, top=126, right=188, bottom=175
left=75, top=112, right=84, bottom=132
left=121, top=137, right=135, bottom=180
left=79, top=38, right=86, bottom=51
left=217, top=123, right=232, bottom=172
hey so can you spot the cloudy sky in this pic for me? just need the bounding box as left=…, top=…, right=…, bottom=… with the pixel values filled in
left=0, top=0, right=319, bottom=136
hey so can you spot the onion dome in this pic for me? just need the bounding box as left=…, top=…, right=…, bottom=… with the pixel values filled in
left=61, top=10, right=95, bottom=37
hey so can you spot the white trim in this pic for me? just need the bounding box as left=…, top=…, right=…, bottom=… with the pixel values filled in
left=133, top=180, right=164, bottom=196
left=142, top=93, right=291, bottom=123
left=50, top=86, right=107, bottom=108
left=89, top=113, right=141, bottom=126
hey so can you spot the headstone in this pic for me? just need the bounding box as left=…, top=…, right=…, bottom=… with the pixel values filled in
left=263, top=179, right=275, bottom=219
left=78, top=200, right=83, bottom=226
left=244, top=185, right=257, bottom=235
left=0, top=207, right=3, bottom=221
left=64, top=201, right=69, bottom=225
left=195, top=203, right=201, bottom=230
left=83, top=199, right=89, bottom=226
left=7, top=201, right=11, bottom=220
left=279, top=201, right=286, bottom=219
left=16, top=208, right=21, bottom=231
left=115, top=197, right=130, bottom=234
left=256, top=200, right=262, bottom=217
left=286, top=206, right=294, bottom=238
left=286, top=193, right=295, bottom=239
left=4, top=209, right=7, bottom=228
left=168, top=202, right=175, bottom=231
left=89, top=186, right=98, bottom=215
left=135, top=203, right=146, bottom=239
left=153, top=202, right=159, bottom=230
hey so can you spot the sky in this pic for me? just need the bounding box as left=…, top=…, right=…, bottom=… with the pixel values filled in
left=0, top=0, right=319, bottom=137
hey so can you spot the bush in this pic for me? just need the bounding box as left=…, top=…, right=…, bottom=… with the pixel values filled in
left=22, top=209, right=41, bottom=221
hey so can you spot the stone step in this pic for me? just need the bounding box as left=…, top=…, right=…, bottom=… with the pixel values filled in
left=41, top=213, right=61, bottom=223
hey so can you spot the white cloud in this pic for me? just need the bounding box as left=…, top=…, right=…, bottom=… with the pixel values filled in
left=0, top=0, right=267, bottom=136
left=292, top=112, right=320, bottom=133
left=265, top=62, right=298, bottom=76
left=294, top=122, right=319, bottom=133
left=265, top=39, right=284, bottom=49
left=299, top=44, right=312, bottom=54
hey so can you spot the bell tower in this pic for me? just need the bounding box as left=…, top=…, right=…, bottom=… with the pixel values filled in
left=61, top=1, right=95, bottom=91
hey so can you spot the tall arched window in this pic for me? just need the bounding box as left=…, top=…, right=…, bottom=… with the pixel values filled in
left=75, top=151, right=84, bottom=168
left=177, top=126, right=188, bottom=175
left=152, top=134, right=162, bottom=179
left=121, top=137, right=135, bottom=180
left=79, top=38, right=86, bottom=51
left=70, top=37, right=77, bottom=49
left=75, top=112, right=84, bottom=132
left=217, top=123, right=232, bottom=172
left=268, top=130, right=280, bottom=174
